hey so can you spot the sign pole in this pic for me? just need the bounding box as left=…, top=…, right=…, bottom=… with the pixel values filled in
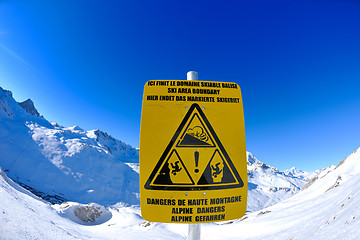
left=187, top=71, right=201, bottom=240
left=187, top=71, right=198, bottom=82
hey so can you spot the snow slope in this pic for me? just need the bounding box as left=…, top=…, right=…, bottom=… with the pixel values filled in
left=0, top=167, right=183, bottom=240
left=1, top=147, right=359, bottom=239
left=0, top=86, right=139, bottom=205
left=201, top=147, right=360, bottom=239
left=0, top=167, right=81, bottom=240
left=246, top=152, right=315, bottom=212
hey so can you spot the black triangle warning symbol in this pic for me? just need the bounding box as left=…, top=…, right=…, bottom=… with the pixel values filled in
left=153, top=149, right=195, bottom=185
left=176, top=113, right=216, bottom=147
left=197, top=149, right=237, bottom=185
left=145, top=103, right=244, bottom=191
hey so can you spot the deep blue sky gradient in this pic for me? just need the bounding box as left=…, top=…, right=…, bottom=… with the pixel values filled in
left=1, top=0, right=360, bottom=171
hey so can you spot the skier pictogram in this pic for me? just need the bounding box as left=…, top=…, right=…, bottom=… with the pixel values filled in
left=171, top=161, right=182, bottom=175
left=212, top=163, right=223, bottom=178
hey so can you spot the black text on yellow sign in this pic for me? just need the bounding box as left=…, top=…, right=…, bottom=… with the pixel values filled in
left=140, top=80, right=247, bottom=223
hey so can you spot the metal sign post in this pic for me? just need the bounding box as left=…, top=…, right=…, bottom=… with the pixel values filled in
left=187, top=71, right=201, bottom=240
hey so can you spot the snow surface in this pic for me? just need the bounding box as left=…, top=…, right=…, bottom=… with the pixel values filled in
left=202, top=147, right=360, bottom=239
left=1, top=148, right=360, bottom=239
left=0, top=167, right=183, bottom=240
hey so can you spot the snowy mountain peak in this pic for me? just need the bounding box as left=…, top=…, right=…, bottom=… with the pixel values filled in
left=283, top=167, right=318, bottom=180
left=247, top=152, right=278, bottom=172
left=247, top=151, right=258, bottom=165
left=0, top=87, right=49, bottom=126
left=0, top=86, right=13, bottom=98
left=64, top=125, right=85, bottom=132
left=50, top=121, right=62, bottom=128
left=0, top=87, right=17, bottom=119
left=19, top=98, right=40, bottom=117
left=88, top=129, right=138, bottom=159
left=0, top=84, right=140, bottom=205
left=245, top=152, right=316, bottom=212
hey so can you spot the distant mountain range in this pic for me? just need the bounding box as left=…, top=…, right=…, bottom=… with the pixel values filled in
left=246, top=152, right=319, bottom=212
left=0, top=85, right=316, bottom=211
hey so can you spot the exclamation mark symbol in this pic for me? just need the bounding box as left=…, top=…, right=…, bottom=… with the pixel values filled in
left=194, top=150, right=199, bottom=173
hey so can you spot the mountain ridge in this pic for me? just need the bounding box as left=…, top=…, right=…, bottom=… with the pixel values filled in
left=0, top=86, right=139, bottom=205
left=0, top=85, right=315, bottom=210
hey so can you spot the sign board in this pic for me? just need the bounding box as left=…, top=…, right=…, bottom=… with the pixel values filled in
left=140, top=80, right=247, bottom=223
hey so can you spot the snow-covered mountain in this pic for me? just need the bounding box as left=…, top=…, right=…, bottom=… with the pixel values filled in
left=2, top=85, right=359, bottom=239
left=0, top=85, right=314, bottom=211
left=246, top=152, right=316, bottom=212
left=0, top=86, right=139, bottom=205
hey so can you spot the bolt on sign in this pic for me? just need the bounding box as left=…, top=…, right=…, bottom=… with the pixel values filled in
left=140, top=80, right=247, bottom=223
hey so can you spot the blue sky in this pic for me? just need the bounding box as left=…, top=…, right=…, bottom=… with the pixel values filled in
left=1, top=0, right=360, bottom=171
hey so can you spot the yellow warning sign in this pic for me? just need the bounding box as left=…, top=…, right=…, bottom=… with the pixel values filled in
left=140, top=80, right=247, bottom=223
